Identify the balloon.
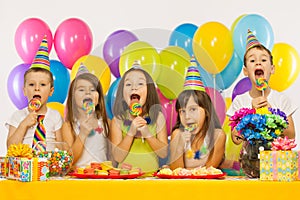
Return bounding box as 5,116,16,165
231,77,251,101
233,14,274,60
157,88,177,136
269,43,300,91
193,21,233,74
216,50,243,90
230,14,246,35
48,60,70,104
159,46,190,77
15,18,53,63
205,87,226,125
105,95,113,120
169,23,198,56
47,102,65,118
156,65,185,100
103,30,138,78
7,63,30,109
106,78,121,115
119,41,160,81
54,18,93,69
71,55,111,95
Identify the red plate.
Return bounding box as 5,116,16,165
68,172,144,179
153,172,226,179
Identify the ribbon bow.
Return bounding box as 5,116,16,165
271,136,297,151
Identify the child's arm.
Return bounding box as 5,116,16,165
110,117,136,163
205,129,226,168
283,115,295,139
169,129,185,170
7,112,38,147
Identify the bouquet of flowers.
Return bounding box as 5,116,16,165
229,107,288,144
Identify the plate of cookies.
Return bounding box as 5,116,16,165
153,166,226,179
68,161,144,179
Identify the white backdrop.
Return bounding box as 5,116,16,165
0,0,299,155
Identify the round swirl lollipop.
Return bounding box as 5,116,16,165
129,102,142,116
28,98,42,112
256,78,268,96
82,101,95,115
184,124,197,132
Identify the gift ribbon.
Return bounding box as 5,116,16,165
272,151,278,180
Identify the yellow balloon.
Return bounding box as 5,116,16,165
159,46,190,77
223,117,242,161
225,97,232,110
156,65,184,100
71,55,111,94
119,41,160,81
193,21,234,74
269,43,300,91
47,102,65,118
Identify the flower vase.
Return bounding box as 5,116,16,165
239,140,270,178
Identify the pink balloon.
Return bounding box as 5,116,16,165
14,18,53,63
54,18,93,69
205,87,226,125
157,88,177,136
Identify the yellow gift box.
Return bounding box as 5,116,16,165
0,157,7,177
260,150,297,181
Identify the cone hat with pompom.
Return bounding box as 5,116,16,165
76,63,90,77
30,35,50,71
246,29,261,51
184,56,205,92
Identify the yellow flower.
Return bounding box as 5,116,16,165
256,107,271,115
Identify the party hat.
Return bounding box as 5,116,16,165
76,63,90,77
30,35,50,71
184,56,205,92
246,29,261,51
132,60,142,69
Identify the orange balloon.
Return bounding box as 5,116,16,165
269,43,300,91
193,21,233,74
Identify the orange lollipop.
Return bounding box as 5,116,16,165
129,101,142,116
28,98,41,112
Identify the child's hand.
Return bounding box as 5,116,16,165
128,116,147,136
252,96,270,109
80,117,99,136
183,131,192,142
22,112,38,129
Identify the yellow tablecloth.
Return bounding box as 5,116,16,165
1,177,299,200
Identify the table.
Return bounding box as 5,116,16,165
1,177,299,200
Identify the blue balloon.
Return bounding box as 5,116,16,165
216,51,243,90
7,63,30,109
169,23,198,56
233,14,274,60
105,95,113,119
106,78,121,115
48,60,70,103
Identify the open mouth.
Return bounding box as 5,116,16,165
33,95,41,100
255,69,264,79
83,98,93,103
130,94,140,101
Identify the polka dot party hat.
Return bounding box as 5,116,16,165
30,35,50,71
184,56,205,92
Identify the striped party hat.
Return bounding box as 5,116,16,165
246,29,261,51
184,56,205,92
30,35,50,71
76,63,90,77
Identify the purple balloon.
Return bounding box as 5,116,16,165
7,63,30,109
103,30,138,78
232,77,251,101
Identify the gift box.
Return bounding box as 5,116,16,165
7,157,49,182
260,150,297,181
297,151,300,181
0,157,7,177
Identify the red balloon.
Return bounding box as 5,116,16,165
15,18,53,63
157,88,177,136
54,18,93,69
